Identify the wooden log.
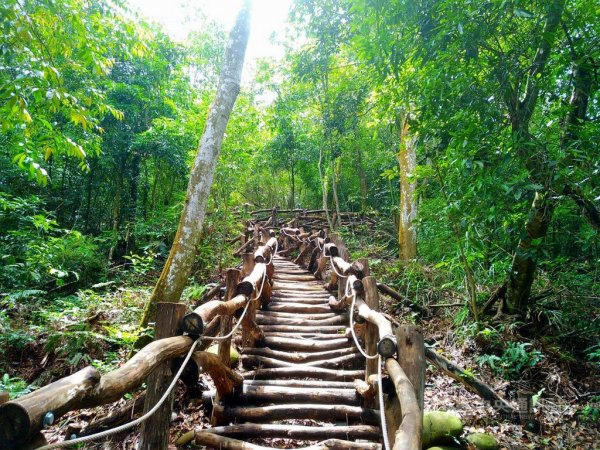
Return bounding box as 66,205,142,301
212,403,379,424
272,291,330,298
241,252,255,278
193,352,243,399
313,256,328,280
425,346,516,416
237,263,267,297
233,239,253,256
396,325,425,419
329,294,350,311
0,335,194,447
243,379,355,388
377,283,425,314
265,302,332,314
237,385,359,405
241,353,363,370
272,282,325,291
139,302,188,450
0,366,101,447
257,310,338,319
79,393,145,437
199,316,221,351
256,315,347,327
386,358,422,450
261,331,350,341
195,282,223,307
259,324,345,334
219,269,241,367
194,432,382,450
241,347,356,363
261,336,350,352
243,367,364,381
273,274,316,282
294,244,314,267
83,336,194,407
354,377,377,403
0,391,9,405
363,277,380,408
197,424,380,440
183,294,248,334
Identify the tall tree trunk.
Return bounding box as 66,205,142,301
355,147,368,212
497,0,566,316
139,1,251,326
504,191,555,315
396,114,417,261
331,158,341,229
108,169,124,263
318,147,334,231
289,161,295,209
84,160,94,233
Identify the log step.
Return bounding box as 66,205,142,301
273,291,331,299
213,403,380,425
273,283,326,292
194,433,382,450
201,423,381,440
261,336,350,351
257,310,338,320
243,367,364,381
242,347,358,364
270,297,330,304
273,275,317,282
259,325,346,334
235,385,360,405
257,316,347,327
243,379,355,389
241,352,363,370
265,302,333,313
262,332,349,340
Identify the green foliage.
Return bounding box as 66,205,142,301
579,396,600,423
477,342,545,380
0,193,106,292
0,0,147,182
0,374,34,399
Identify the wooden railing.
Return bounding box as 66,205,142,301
277,225,425,450
0,212,428,450
0,231,278,449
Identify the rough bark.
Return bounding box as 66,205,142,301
396,112,417,261
194,432,382,449
140,1,251,326
499,0,566,316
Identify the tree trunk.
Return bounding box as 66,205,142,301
498,0,565,317
139,1,252,326
504,192,555,316
331,158,342,229
355,147,368,212
396,113,417,261
318,146,334,230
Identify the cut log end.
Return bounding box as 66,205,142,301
181,313,204,336
0,403,30,448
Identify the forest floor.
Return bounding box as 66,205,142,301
3,266,598,449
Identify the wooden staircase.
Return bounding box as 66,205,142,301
195,255,383,449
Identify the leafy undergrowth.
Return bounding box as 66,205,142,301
5,229,599,449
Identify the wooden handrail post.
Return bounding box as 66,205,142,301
139,302,188,450
362,277,379,409
358,258,370,277
241,253,257,347
271,207,278,228
241,253,255,278
396,325,425,418
219,269,241,367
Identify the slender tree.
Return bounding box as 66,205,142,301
140,0,252,326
